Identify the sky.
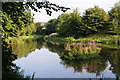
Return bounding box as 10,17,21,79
32,0,120,22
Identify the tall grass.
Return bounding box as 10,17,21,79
45,34,120,44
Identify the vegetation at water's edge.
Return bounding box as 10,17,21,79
44,34,120,59
44,34,120,45
5,35,44,44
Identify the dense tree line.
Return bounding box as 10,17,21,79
45,3,120,38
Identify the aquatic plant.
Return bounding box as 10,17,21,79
63,42,101,59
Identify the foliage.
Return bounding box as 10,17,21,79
83,6,109,34
101,36,120,45
45,19,57,35
1,2,34,38
44,35,67,44
62,42,101,60
35,22,44,35
55,8,84,37
1,12,17,38
25,0,70,16
108,3,120,34
97,43,120,49
45,34,120,46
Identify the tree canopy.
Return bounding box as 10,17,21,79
108,3,120,35
83,6,109,34
55,9,84,38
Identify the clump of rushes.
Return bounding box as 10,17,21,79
63,41,101,60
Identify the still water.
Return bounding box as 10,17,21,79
11,38,120,78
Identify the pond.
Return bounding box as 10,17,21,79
9,38,120,78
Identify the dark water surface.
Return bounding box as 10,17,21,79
10,39,120,78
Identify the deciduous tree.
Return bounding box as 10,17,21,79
83,6,109,34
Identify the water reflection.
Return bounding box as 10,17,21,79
100,49,120,77
61,59,108,76
2,41,29,79
10,38,43,58
10,38,120,78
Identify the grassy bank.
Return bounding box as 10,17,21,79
44,34,120,45
5,35,44,43
44,35,68,44
18,35,44,40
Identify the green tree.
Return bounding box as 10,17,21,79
45,19,57,35
1,2,34,38
56,9,84,38
35,22,45,35
108,3,120,35
1,12,17,38
83,6,109,34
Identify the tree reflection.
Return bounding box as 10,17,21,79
99,47,120,77
9,38,43,58
2,41,29,80
61,59,108,76
45,41,65,57
108,50,120,77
